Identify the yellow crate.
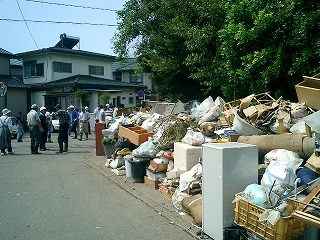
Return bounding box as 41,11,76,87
234,193,304,240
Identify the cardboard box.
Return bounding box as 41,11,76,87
148,160,168,172
118,125,153,146
146,169,166,181
144,176,160,189
295,76,320,110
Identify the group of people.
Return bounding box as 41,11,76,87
0,103,92,156
93,104,115,124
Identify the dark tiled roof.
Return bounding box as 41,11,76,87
0,47,13,56
0,75,30,88
10,59,23,66
44,74,146,90
15,47,116,60
112,59,138,72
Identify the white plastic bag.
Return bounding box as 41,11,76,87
190,96,215,119
181,129,205,146
264,149,303,172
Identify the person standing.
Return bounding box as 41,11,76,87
69,105,79,139
78,107,90,141
26,104,44,154
16,110,24,142
99,105,107,123
45,110,53,143
85,106,91,135
0,108,15,155
94,105,101,124
39,106,49,151
54,104,70,154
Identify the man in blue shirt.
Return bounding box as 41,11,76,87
69,105,79,139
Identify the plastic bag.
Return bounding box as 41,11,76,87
242,184,271,208
190,96,215,119
261,160,296,189
109,156,125,169
172,186,190,213
132,137,160,158
179,163,202,192
181,129,205,146
264,149,303,172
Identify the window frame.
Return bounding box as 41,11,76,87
53,61,72,73
24,61,44,78
89,65,104,76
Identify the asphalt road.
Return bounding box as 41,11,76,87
0,133,199,240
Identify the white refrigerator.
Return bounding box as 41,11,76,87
202,142,258,240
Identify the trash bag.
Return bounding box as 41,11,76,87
132,137,160,158
181,129,205,146
115,137,136,151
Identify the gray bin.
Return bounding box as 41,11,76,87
125,156,150,183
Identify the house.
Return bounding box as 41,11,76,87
15,34,149,112
0,47,29,116
112,59,156,101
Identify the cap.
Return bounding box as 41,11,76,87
40,106,46,111
105,104,110,108
85,106,89,110
55,104,62,109
69,105,75,109
31,104,38,109
2,108,11,115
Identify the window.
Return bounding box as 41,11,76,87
114,71,122,81
53,61,72,73
24,61,44,78
89,65,104,75
130,71,143,83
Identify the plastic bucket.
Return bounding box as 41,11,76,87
125,157,150,183
232,108,263,136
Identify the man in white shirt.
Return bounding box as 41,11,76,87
94,105,101,123
78,107,90,141
26,104,44,154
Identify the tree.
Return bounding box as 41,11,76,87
113,0,320,102
99,92,110,105
75,89,89,107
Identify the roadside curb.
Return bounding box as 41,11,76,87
83,153,201,239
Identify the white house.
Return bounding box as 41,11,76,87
16,34,149,112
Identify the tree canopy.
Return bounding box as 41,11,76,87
113,0,320,102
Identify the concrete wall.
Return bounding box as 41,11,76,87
23,53,113,85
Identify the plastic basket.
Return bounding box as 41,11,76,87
234,193,304,240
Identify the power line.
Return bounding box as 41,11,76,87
25,0,118,11
0,18,118,26
15,0,40,49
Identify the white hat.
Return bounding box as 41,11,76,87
31,104,38,109
105,104,110,107
85,106,89,110
2,108,11,115
40,106,46,111
69,105,75,109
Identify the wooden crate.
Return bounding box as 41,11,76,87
118,125,153,146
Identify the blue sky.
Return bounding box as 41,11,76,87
0,0,127,56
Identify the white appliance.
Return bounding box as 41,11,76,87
202,142,258,240
173,142,202,171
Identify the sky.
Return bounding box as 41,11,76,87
0,0,127,56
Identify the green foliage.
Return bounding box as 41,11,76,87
101,137,116,145
99,92,110,105
75,89,89,107
113,0,320,102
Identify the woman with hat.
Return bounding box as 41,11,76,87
0,108,14,155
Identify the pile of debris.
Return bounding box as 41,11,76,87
100,75,320,237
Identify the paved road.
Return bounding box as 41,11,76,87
0,133,199,240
